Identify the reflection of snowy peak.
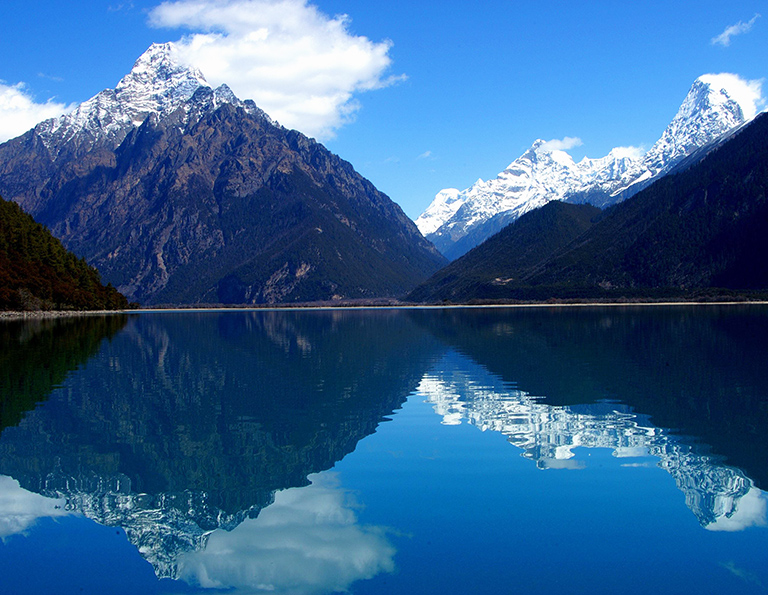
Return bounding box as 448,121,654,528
43,472,256,579
33,42,270,158
417,353,764,529
417,76,749,259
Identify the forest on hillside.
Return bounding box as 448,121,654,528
0,196,129,311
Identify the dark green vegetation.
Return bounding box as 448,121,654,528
0,196,129,310
0,97,445,306
408,202,601,302
0,314,128,431
410,113,768,303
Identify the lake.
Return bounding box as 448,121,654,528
1,305,767,594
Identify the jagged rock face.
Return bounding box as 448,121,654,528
0,44,445,305
417,76,749,260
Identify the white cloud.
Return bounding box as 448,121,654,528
0,475,72,538
417,150,432,160
539,136,583,152
705,487,768,532
0,82,73,143
176,473,396,594
149,0,403,139
608,145,646,160
699,73,765,120
711,13,761,47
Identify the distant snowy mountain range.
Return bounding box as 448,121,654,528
417,75,756,260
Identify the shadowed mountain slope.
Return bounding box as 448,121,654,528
407,201,600,303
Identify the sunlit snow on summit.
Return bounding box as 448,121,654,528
698,73,764,120
416,72,763,259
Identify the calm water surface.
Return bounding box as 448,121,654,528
0,306,767,594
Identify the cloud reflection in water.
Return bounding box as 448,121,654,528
176,473,395,594
0,475,72,538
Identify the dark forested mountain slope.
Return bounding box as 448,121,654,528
0,45,445,305
528,112,768,294
0,196,128,310
407,202,601,302
410,112,768,302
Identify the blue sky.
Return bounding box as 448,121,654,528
0,1,765,219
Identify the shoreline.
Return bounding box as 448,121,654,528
4,300,768,319
0,310,128,321
129,300,768,313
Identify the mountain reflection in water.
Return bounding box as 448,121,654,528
419,350,767,531
0,306,767,593
412,305,768,487
0,310,441,581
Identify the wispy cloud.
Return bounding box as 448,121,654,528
539,136,583,152
37,72,64,83
417,150,432,160
108,3,136,12
711,13,760,47
149,0,404,140
0,82,73,142
720,561,765,588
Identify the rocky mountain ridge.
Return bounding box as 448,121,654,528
36,43,270,158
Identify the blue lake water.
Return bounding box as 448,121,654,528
0,306,767,594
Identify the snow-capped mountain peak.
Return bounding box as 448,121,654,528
32,42,265,158
416,188,464,236
643,75,745,174
114,42,209,126
417,74,753,259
